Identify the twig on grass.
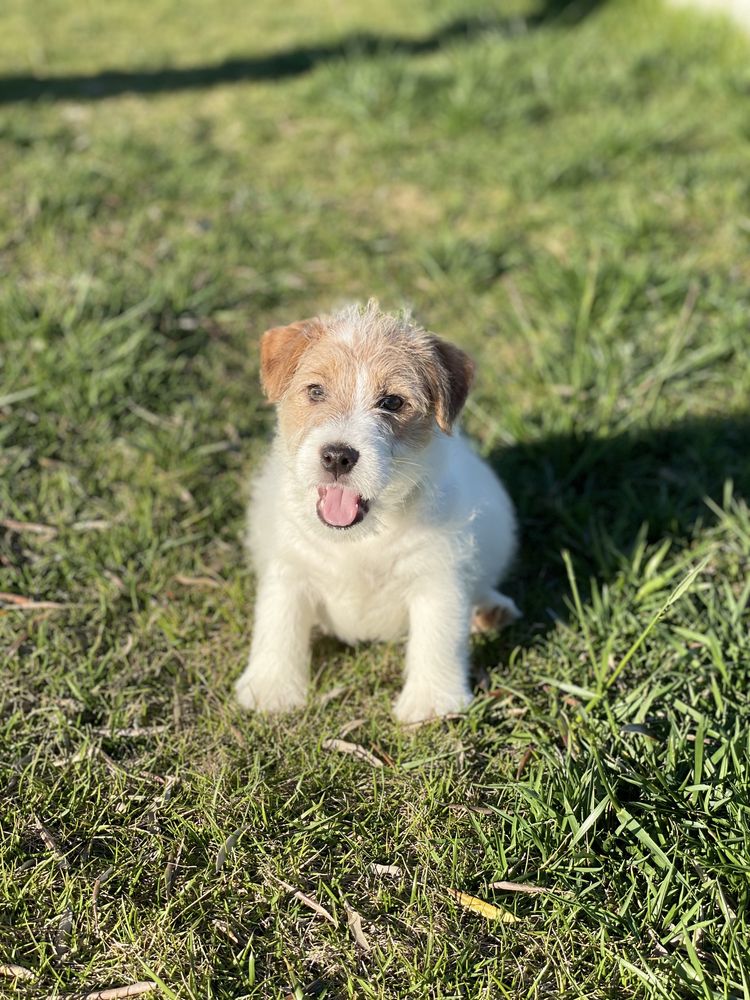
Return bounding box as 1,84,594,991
0,385,39,408
6,629,29,657
126,399,177,428
371,742,395,767
92,866,114,935
270,876,338,926
92,725,169,738
174,574,222,588
1,592,65,610
72,519,111,532
0,518,57,537
318,684,349,706
516,746,534,779
164,842,183,901
50,982,156,1000
322,738,383,768
338,717,366,738
33,815,70,873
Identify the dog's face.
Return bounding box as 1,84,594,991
259,305,474,537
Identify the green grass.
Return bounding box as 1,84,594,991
2,0,750,996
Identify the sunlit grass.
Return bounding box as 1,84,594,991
1,0,749,996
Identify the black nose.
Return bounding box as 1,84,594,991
320,443,359,478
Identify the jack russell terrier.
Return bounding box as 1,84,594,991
235,302,518,723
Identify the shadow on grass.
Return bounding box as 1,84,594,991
308,412,747,687
484,411,750,645
0,2,606,104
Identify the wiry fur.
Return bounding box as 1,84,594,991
235,302,519,723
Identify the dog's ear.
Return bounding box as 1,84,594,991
260,319,323,402
427,336,475,433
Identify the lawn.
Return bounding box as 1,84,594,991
1,0,750,996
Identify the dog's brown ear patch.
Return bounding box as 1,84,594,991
260,319,323,402
428,336,475,433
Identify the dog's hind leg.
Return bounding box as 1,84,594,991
471,589,521,634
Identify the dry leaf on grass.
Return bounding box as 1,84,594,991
6,630,29,657
488,880,547,894
55,908,73,960
447,803,493,816
322,738,383,768
213,918,241,945
447,888,519,923
215,825,249,873
0,964,35,981
371,862,402,877
344,903,371,953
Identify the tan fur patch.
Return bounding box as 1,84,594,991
471,604,517,633
260,318,324,402
427,337,475,433
263,304,474,445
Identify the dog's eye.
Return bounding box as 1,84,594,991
377,395,404,413
307,385,326,402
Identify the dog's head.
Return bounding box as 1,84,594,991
259,302,474,536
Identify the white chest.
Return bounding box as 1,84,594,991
317,574,409,645
297,538,413,644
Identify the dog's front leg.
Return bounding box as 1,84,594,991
394,578,473,724
235,568,313,713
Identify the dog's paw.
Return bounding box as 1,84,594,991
393,682,473,725
235,668,307,714
471,591,522,634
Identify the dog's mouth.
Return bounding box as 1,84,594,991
316,485,369,529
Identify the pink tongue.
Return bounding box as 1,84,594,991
318,486,361,527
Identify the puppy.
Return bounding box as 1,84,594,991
235,302,519,723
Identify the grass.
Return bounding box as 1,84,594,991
1,0,750,996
